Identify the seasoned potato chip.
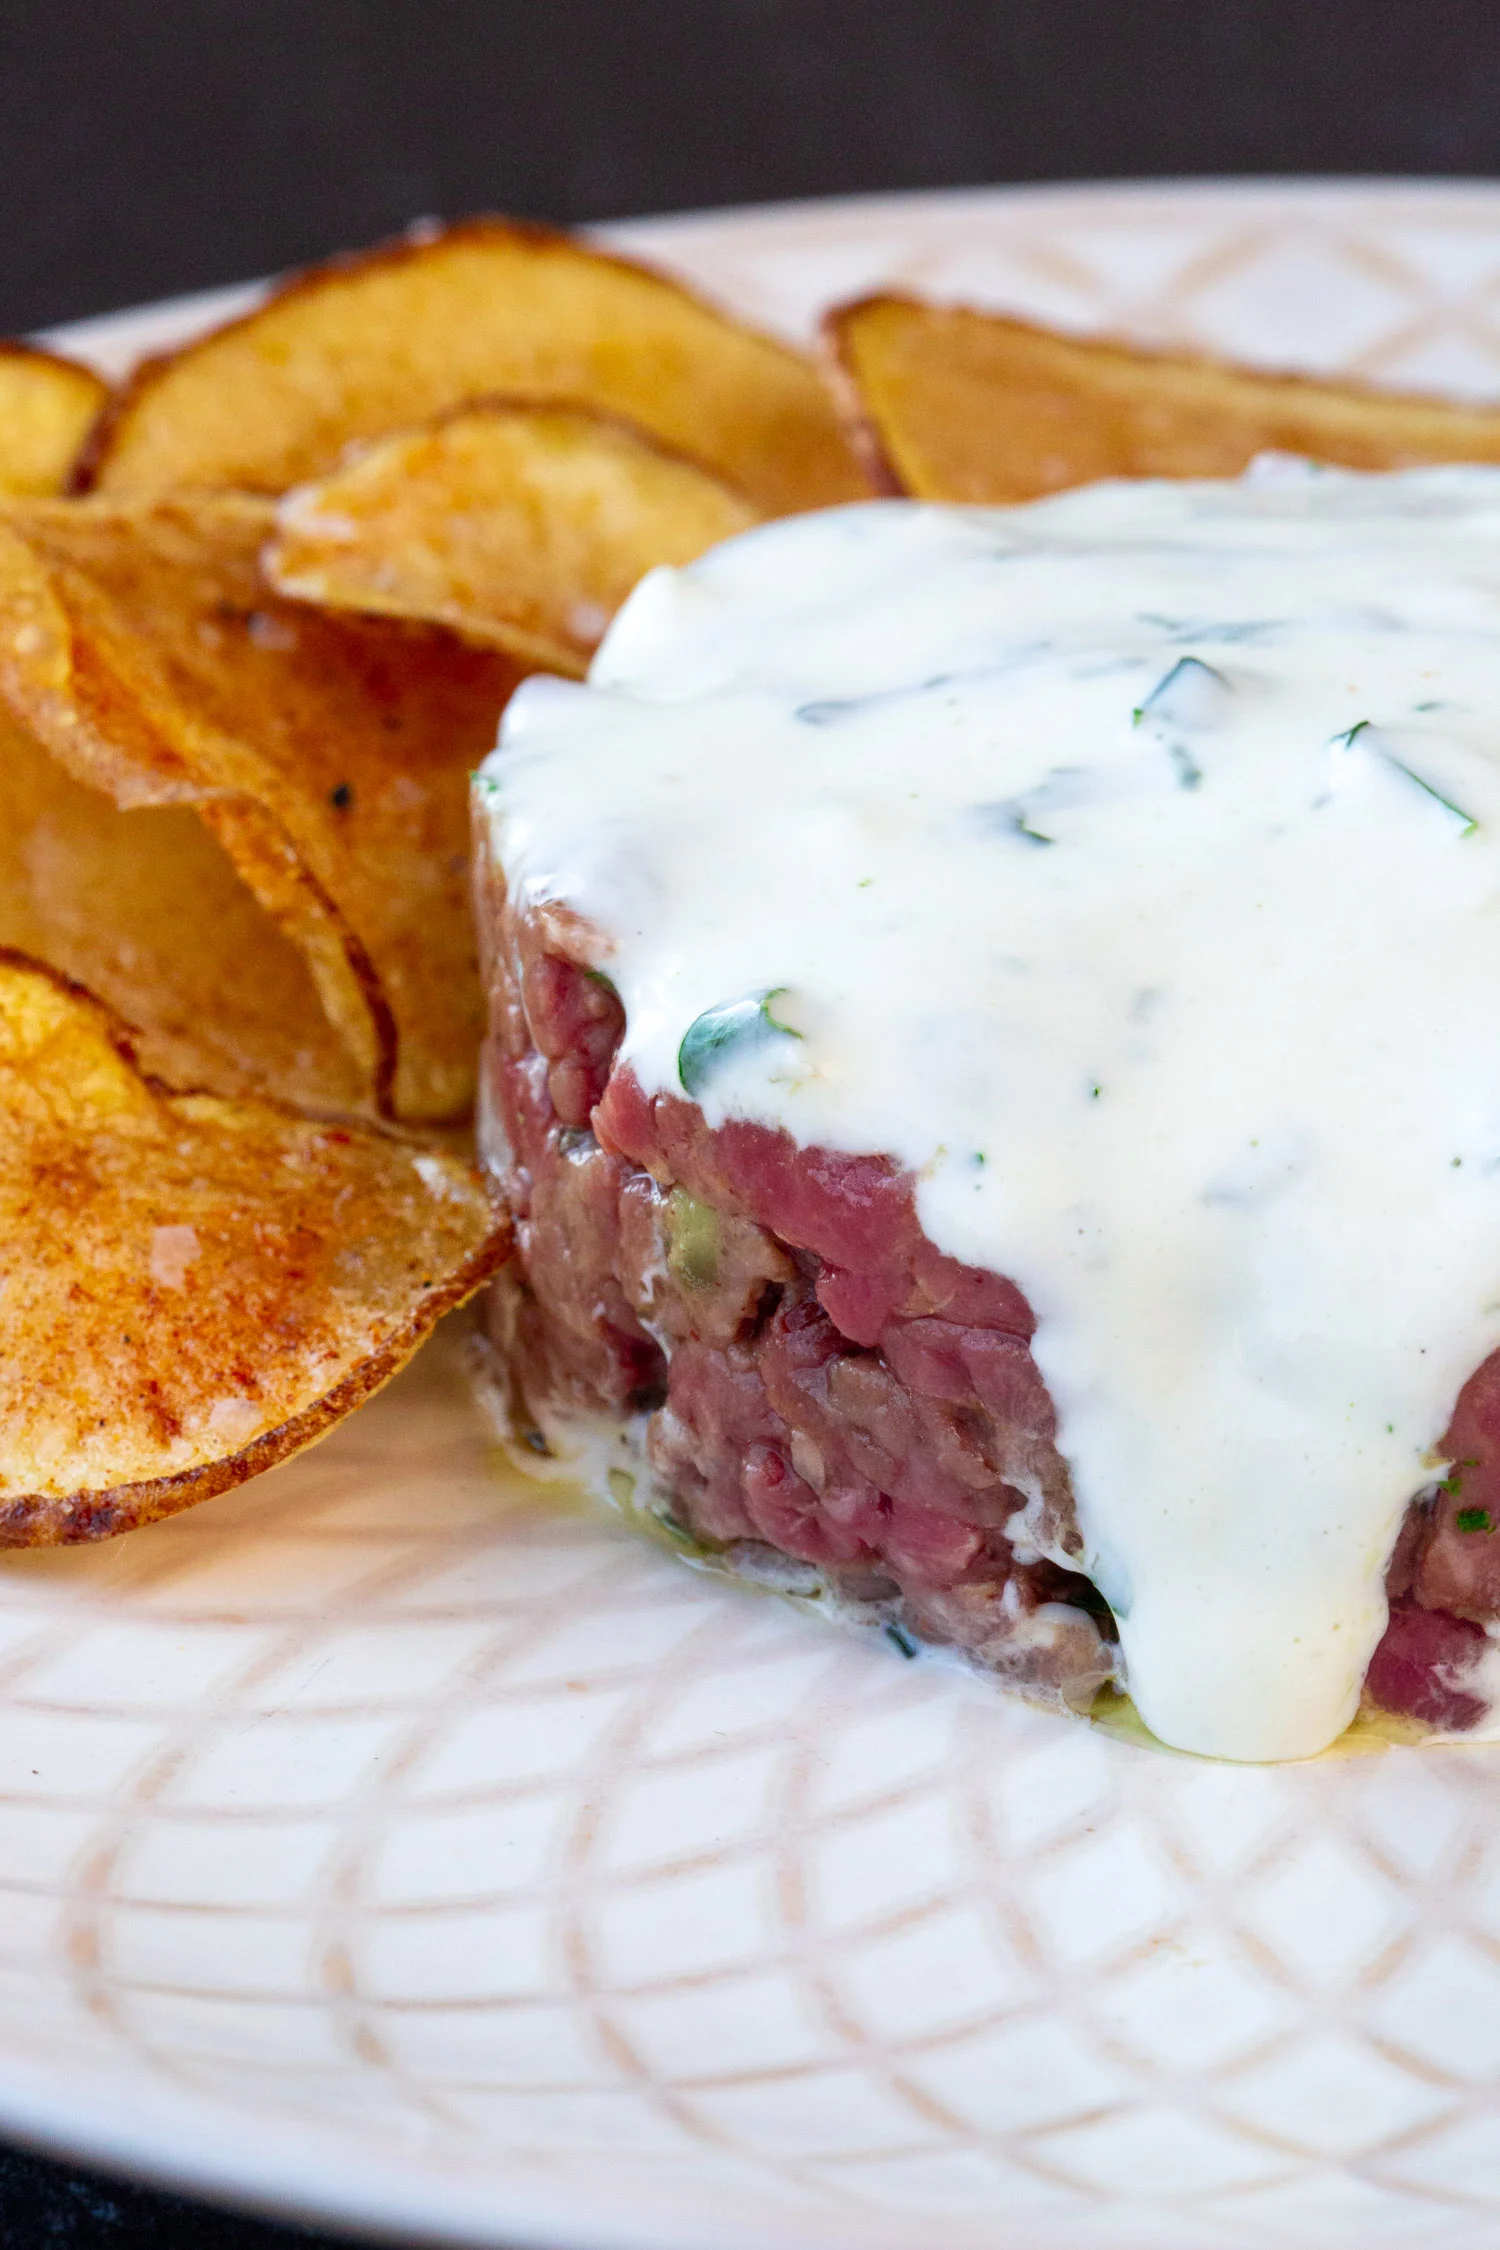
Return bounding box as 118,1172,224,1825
0,495,520,1121
80,220,867,515
827,295,1500,501
266,401,761,674
0,704,367,1110
0,950,505,1542
0,343,108,497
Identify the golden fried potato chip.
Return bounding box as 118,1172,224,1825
0,950,506,1543
0,495,520,1121
266,401,761,675
827,295,1500,501
0,704,367,1110
80,220,867,515
0,343,108,497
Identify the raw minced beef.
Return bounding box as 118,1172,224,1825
474,842,1500,1736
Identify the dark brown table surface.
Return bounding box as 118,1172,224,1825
3,0,1500,2240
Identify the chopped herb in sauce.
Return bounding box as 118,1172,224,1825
1457,1507,1493,1534
678,988,802,1096
973,771,1101,848
1191,620,1282,644
1133,655,1230,729
1012,812,1055,847
1391,760,1479,836
1138,615,1281,645
1333,721,1479,836
886,1622,920,1658
972,797,1056,847
795,673,953,726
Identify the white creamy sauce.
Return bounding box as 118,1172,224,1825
480,465,1500,1762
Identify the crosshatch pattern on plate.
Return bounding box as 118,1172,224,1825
23,184,1500,2250
606,181,1500,397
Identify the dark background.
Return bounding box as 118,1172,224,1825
7,0,1500,333
2,0,1498,2240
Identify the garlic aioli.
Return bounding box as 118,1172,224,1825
479,466,1500,1762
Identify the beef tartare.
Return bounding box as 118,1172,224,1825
472,472,1500,1761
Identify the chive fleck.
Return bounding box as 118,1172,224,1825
1457,1507,1492,1534
1390,758,1479,837
1134,655,1229,730
678,988,802,1097
1168,742,1203,790
665,1189,720,1289
658,1510,701,1546
1332,721,1479,836
886,1623,920,1659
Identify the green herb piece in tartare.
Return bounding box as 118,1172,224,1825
665,1189,720,1289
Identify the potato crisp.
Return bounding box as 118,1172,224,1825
0,344,108,498
0,495,519,1121
828,295,1500,500
0,951,506,1543
81,221,867,516
267,401,760,674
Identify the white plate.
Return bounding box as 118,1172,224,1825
21,180,1500,2250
